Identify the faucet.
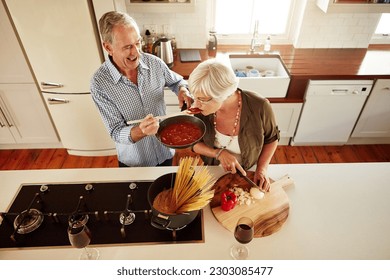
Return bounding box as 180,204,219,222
249,20,261,53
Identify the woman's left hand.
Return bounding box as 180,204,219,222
254,168,271,192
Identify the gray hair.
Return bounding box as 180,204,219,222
188,59,239,102
98,11,140,44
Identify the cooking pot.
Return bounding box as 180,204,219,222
152,37,174,68
155,115,206,149
148,173,199,230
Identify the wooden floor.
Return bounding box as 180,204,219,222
0,144,389,170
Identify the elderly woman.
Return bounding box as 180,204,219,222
189,59,279,191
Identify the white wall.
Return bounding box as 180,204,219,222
125,0,382,49
126,0,209,49
293,0,381,48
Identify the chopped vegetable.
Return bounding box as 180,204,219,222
250,187,265,200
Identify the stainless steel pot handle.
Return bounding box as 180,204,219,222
150,215,171,230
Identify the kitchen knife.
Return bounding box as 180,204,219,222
236,169,265,193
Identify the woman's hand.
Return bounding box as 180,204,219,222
254,167,271,192
217,149,246,175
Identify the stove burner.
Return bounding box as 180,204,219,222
119,212,135,225
13,208,44,234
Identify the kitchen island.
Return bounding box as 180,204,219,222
0,163,389,260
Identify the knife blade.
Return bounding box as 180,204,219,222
236,169,265,193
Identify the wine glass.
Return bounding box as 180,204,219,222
68,214,99,260
230,217,254,260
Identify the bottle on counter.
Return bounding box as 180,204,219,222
144,29,155,54
171,35,177,58
208,30,217,57
264,35,271,52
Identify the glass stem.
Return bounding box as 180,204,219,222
84,247,92,259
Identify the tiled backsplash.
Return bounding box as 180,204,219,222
125,0,382,49
293,0,381,48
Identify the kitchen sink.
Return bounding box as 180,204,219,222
229,54,290,98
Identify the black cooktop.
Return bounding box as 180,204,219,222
0,181,204,249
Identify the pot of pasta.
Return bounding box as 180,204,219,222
147,157,215,230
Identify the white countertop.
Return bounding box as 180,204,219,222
0,163,389,260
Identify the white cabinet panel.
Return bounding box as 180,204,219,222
43,92,115,155
352,79,390,138
0,1,33,83
5,0,103,94
271,103,302,139
0,84,58,144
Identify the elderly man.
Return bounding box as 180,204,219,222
91,11,191,167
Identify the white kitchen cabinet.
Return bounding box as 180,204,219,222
5,0,116,155
0,1,58,148
0,2,34,84
43,92,115,156
4,0,104,94
317,0,390,13
352,79,390,138
271,103,303,145
0,84,58,145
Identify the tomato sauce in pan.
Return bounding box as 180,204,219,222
160,121,202,146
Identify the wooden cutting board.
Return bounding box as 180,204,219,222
210,172,294,238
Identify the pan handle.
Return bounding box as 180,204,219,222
150,215,171,230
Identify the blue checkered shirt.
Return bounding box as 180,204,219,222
90,53,186,166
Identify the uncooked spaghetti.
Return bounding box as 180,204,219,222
153,157,215,214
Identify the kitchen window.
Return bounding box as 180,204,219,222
371,13,390,44
212,0,295,45
375,13,389,35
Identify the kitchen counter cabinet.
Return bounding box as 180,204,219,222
352,79,390,138
0,84,59,145
0,2,59,148
1,163,389,260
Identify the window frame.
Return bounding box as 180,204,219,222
211,0,297,45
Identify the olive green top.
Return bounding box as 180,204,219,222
196,89,280,169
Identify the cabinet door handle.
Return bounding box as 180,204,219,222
48,97,69,104
0,97,14,127
0,107,6,127
41,82,64,88
382,87,390,91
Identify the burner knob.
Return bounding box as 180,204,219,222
85,184,94,192
129,183,137,190
40,185,49,193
